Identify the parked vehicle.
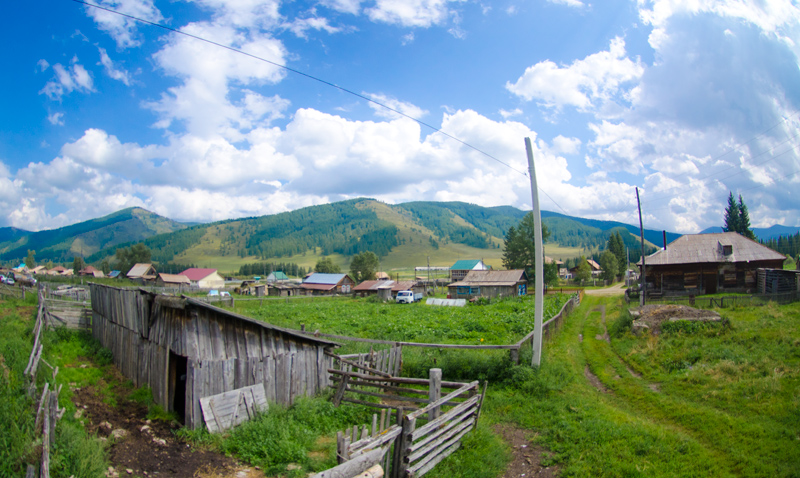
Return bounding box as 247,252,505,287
396,290,420,304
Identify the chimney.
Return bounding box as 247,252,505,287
663,231,667,250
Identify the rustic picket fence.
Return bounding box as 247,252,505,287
22,292,65,478
0,282,32,300
322,359,486,478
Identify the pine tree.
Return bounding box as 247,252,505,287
737,194,756,240
723,191,740,233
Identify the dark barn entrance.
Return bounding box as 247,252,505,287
169,352,188,423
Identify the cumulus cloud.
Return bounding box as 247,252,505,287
98,48,132,85
47,112,65,126
366,0,454,27
284,16,343,38
39,59,95,100
366,93,428,120
506,37,644,111
85,0,163,48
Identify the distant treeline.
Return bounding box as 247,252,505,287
237,262,308,278
761,233,800,259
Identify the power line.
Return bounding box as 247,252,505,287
72,0,529,177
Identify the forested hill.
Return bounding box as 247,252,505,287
0,208,187,263
4,198,679,266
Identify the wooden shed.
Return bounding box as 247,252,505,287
90,284,338,429
448,270,528,300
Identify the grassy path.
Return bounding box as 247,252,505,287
484,294,800,477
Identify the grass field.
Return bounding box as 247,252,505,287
484,295,800,477
5,289,798,477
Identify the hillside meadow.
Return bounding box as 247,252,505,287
4,289,799,477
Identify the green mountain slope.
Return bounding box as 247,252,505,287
0,207,188,263
7,198,674,271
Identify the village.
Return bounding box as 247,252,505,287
2,224,800,478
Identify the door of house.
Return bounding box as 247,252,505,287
704,272,717,295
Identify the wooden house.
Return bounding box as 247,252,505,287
266,271,289,283
449,260,490,282
180,268,225,289
301,273,356,295
127,263,157,282
156,273,191,289
640,232,786,295
79,265,105,278
448,270,528,300
90,284,338,429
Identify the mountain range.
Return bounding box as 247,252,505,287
1,198,791,271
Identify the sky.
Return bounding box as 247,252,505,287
1,0,799,235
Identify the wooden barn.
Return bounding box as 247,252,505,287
448,270,528,300
641,232,786,295
90,284,338,429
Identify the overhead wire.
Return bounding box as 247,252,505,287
72,0,530,175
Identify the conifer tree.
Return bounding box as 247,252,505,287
737,194,756,240
723,192,740,234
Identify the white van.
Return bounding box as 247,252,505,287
396,290,415,304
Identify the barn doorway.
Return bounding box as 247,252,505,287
704,273,717,295
169,352,188,423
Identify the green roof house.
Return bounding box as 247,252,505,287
450,259,490,282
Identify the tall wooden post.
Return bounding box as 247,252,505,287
428,368,442,421
525,138,544,367
636,187,646,306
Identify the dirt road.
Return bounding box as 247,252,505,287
583,283,627,297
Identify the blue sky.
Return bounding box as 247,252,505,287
1,0,799,234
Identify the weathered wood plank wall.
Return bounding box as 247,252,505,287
90,284,336,429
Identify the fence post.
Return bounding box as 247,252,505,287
390,407,405,478
510,347,519,365
428,369,441,422
394,413,416,478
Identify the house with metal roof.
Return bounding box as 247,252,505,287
180,268,225,289
79,265,105,278
448,269,528,300
266,271,289,282
450,259,490,282
353,279,422,301
640,232,786,295
301,272,356,295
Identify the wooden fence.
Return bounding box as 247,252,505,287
22,291,65,478
334,344,403,378
0,282,33,300
633,291,800,309
299,293,582,367
320,367,485,478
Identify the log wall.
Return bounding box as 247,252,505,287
90,284,336,429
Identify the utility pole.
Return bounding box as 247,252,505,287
525,138,544,367
636,187,646,306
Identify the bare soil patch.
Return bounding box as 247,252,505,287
71,373,252,478
493,424,560,478
630,304,721,334
584,366,609,394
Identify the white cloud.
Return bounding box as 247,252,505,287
37,59,49,72
47,112,65,126
506,37,644,111
320,0,363,15
193,0,282,29
85,0,163,48
98,48,132,85
548,0,584,7
402,32,415,44
366,0,453,27
499,108,522,119
39,61,95,100
550,135,581,155
284,16,343,38
366,93,428,120
147,22,288,137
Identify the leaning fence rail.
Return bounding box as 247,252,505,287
323,367,486,478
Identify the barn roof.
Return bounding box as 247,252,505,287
304,273,350,285
642,232,785,266
128,263,156,278
158,273,191,285
353,280,393,291
182,297,339,347
449,269,528,287
180,268,218,281
450,260,486,270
